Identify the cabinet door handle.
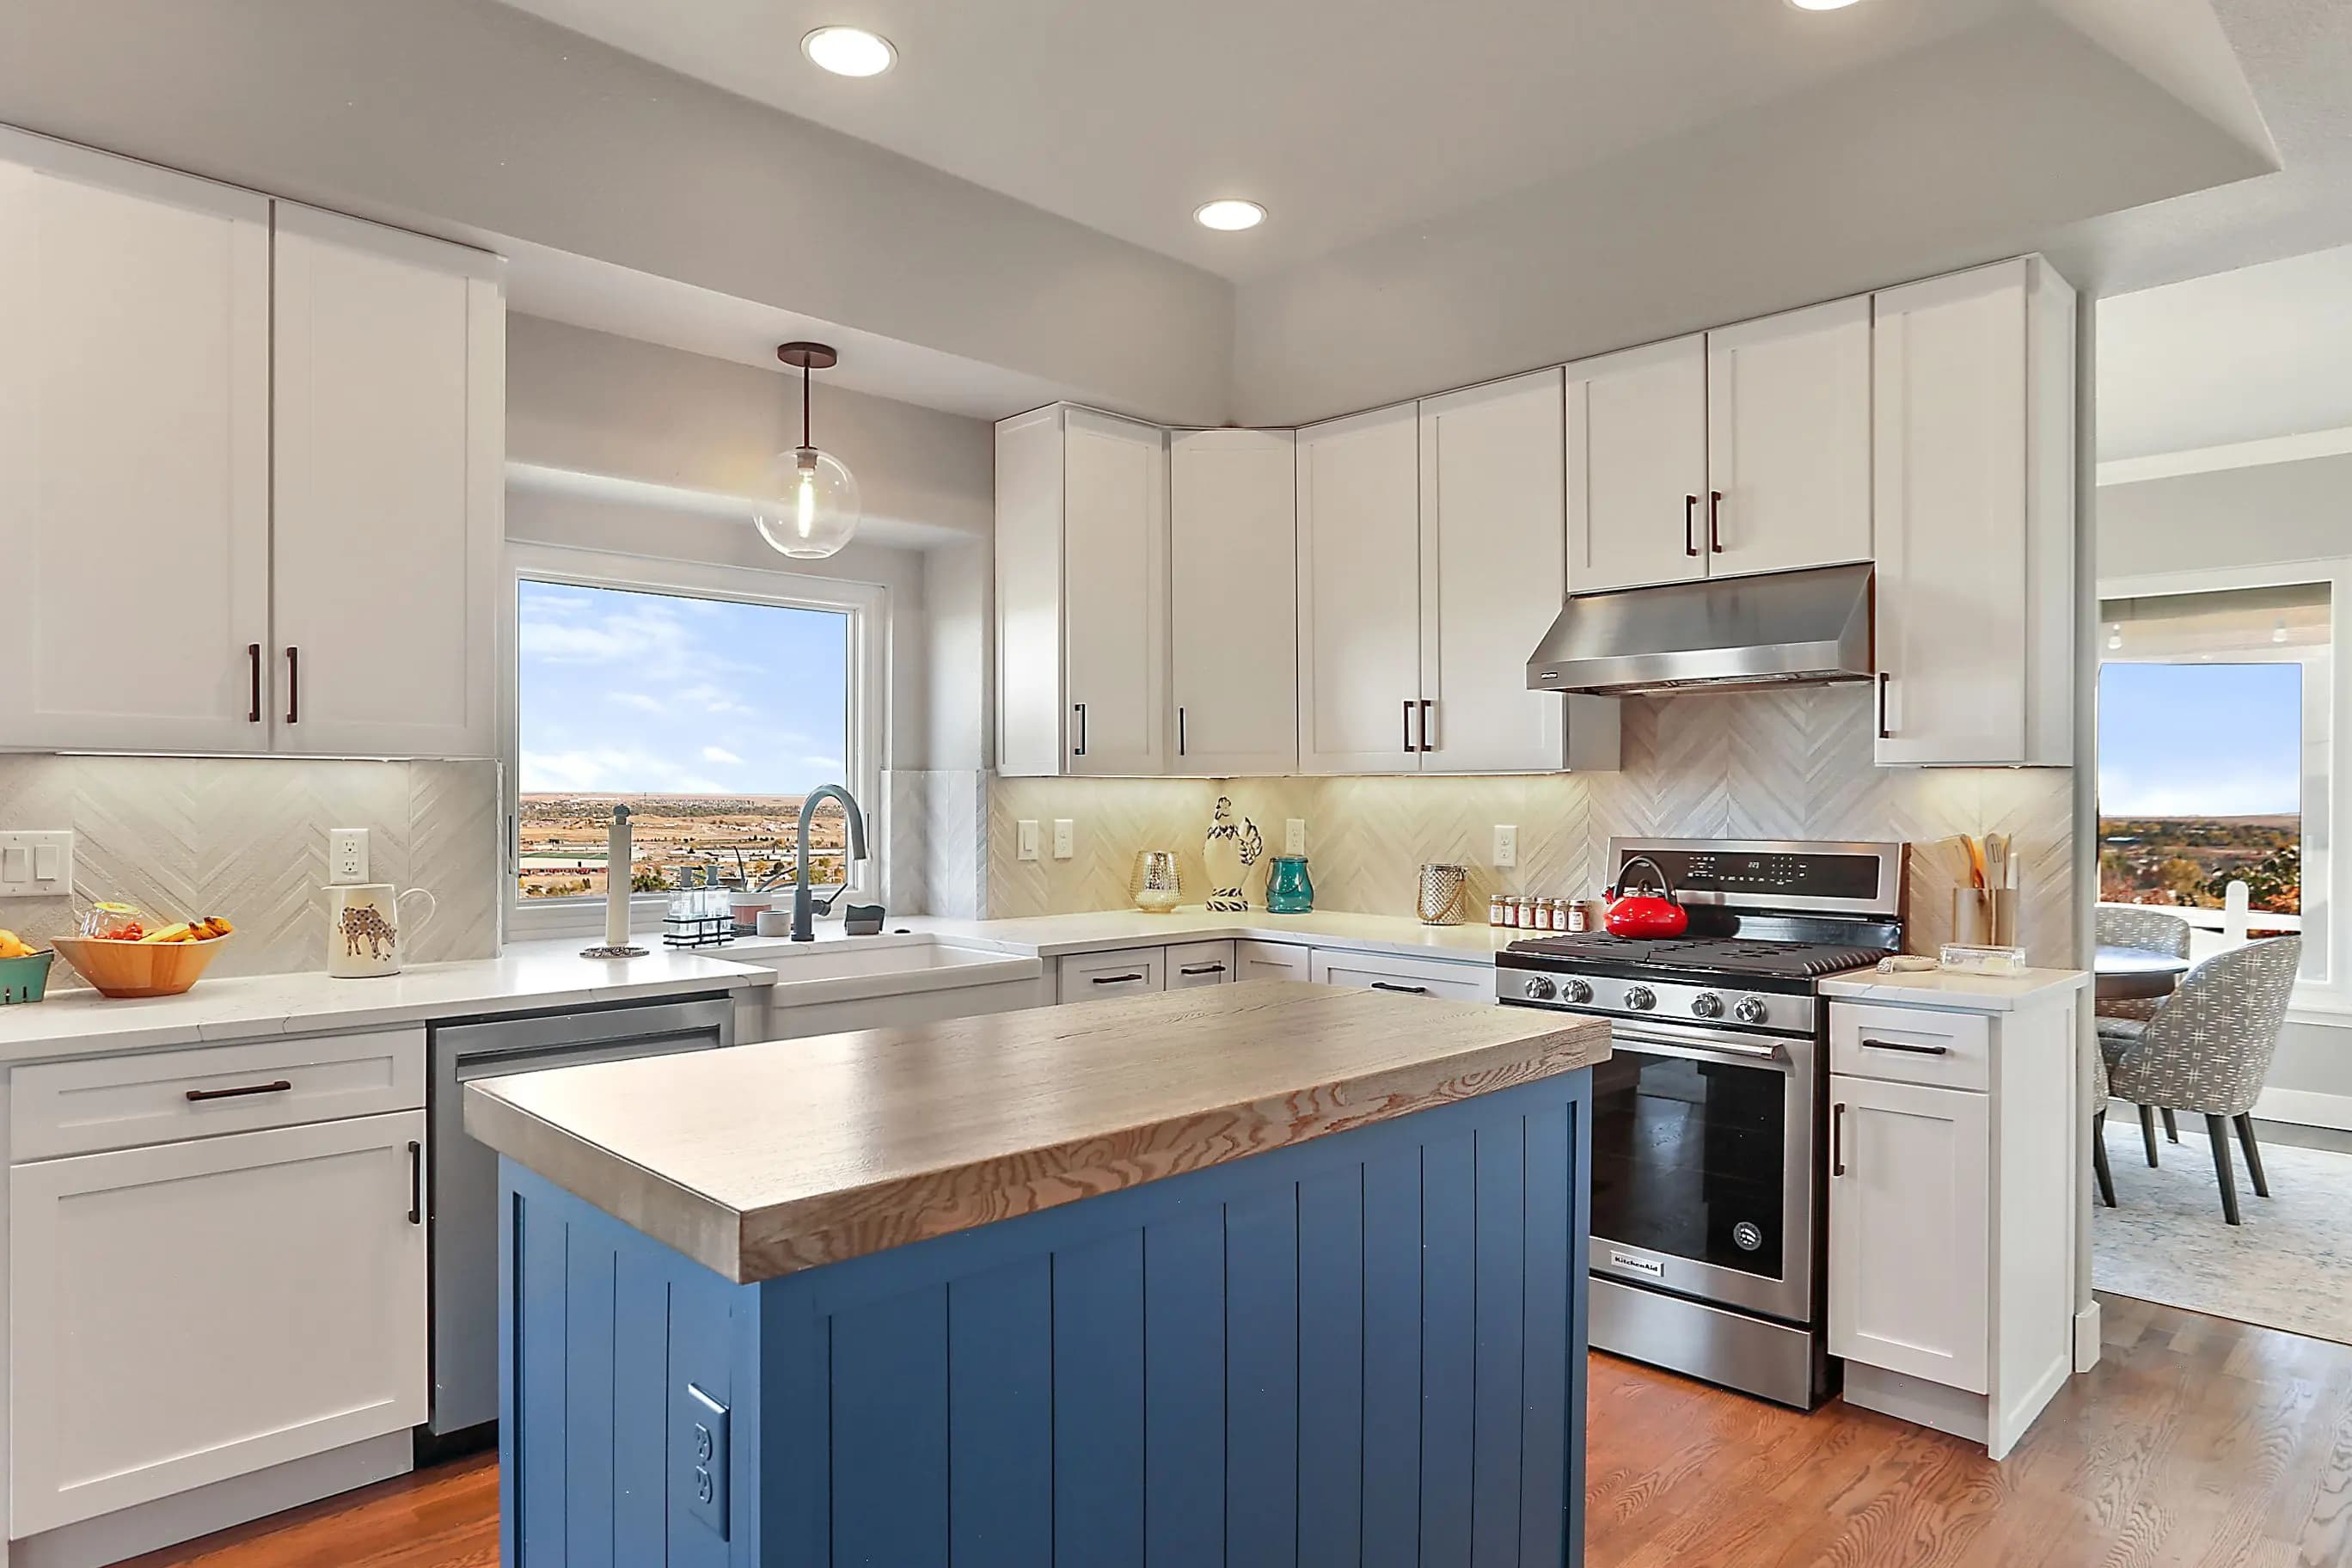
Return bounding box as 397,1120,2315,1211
285,646,300,725
1072,702,1086,756
407,1139,424,1225
184,1079,292,1103
1179,963,1227,976
1876,671,1891,741
1371,982,1431,995
1860,1038,1951,1057
1178,706,1186,757
1709,491,1724,554
1092,972,1145,985
1404,698,1416,754
1418,699,1433,753
247,643,262,723
1832,1102,1847,1177
1685,494,1700,557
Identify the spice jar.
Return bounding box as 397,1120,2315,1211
1488,893,1509,928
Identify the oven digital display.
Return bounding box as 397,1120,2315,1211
1620,848,1883,903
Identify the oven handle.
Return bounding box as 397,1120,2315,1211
1608,1020,1793,1067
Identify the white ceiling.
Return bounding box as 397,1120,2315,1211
488,0,2021,281
2099,240,2352,462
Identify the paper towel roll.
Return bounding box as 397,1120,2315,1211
604,805,633,947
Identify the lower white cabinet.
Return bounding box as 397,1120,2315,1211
9,1109,429,1534
1828,1075,1989,1392
1308,947,1491,1003
1057,947,1168,1002
1167,940,1238,989
1235,940,1312,983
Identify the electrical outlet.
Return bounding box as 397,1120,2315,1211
1017,820,1040,862
677,1382,730,1540
1493,824,1518,868
0,830,72,899
1052,819,1075,860
328,829,371,885
1284,818,1307,856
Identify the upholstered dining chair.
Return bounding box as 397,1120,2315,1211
2096,905,2197,1149
2098,935,2301,1224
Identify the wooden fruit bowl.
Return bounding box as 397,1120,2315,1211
52,934,232,999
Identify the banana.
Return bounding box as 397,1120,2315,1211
140,922,194,945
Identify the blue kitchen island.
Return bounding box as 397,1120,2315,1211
466,979,1609,1567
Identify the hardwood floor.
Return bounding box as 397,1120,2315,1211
129,1295,2352,1567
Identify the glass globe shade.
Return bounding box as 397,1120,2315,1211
754,446,861,559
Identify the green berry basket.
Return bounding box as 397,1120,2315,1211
0,950,55,1005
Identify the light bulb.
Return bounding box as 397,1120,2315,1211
2106,626,2122,651
756,445,861,559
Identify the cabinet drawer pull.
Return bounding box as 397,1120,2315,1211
184,1079,293,1103
285,646,300,725
1371,982,1431,995
1092,972,1145,985
1685,494,1700,558
1860,1038,1951,1057
1179,964,1226,977
247,643,262,723
1876,671,1891,741
407,1139,424,1225
1709,490,1724,553
1072,702,1087,756
1832,1102,1847,1177
1418,699,1433,753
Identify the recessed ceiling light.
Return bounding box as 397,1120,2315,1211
802,26,896,77
1787,0,1863,9
1194,199,1266,232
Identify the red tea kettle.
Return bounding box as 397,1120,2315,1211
1603,854,1688,939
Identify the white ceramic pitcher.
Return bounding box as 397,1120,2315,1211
325,883,437,978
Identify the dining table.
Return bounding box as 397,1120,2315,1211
2094,945,2191,1003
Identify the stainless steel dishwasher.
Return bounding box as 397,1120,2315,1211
424,994,734,1449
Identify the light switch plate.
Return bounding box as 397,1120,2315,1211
677,1382,730,1540
1052,819,1075,860
0,831,73,899
1492,825,1518,868
1017,820,1040,862
328,828,370,885
1284,818,1307,856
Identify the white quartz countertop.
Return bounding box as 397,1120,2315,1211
906,906,1522,962
1819,965,2090,1011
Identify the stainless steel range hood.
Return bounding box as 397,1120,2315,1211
1527,562,1874,697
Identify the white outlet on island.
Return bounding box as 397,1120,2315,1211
1493,825,1518,868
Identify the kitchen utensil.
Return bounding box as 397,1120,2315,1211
326,883,438,977
1265,854,1314,914
1130,851,1183,914
52,933,230,998
0,949,55,1004
1417,863,1470,926
1603,854,1690,938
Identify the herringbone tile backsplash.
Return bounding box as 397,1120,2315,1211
0,755,501,985
986,687,2078,966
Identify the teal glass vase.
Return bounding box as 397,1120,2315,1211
1265,855,1314,913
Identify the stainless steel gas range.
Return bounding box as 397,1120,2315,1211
1496,836,1905,1409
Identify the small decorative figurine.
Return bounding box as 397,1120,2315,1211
1202,796,1265,912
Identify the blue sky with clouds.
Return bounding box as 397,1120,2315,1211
2098,661,2302,817
518,579,848,796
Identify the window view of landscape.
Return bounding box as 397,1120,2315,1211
2098,660,2302,914
515,580,852,899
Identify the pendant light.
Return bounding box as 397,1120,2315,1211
755,341,861,560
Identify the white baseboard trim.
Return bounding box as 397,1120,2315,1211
2074,1302,2103,1373
2252,1086,2352,1132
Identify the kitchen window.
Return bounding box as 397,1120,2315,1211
502,547,883,940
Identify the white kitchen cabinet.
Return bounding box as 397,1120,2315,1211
1235,940,1312,983
1167,940,1239,988
1295,403,1424,774
1871,258,2075,766
0,130,272,753
1308,947,1492,1004
1565,335,1708,594
9,1110,429,1534
1705,297,1872,579
271,205,503,757
996,406,1169,776
1170,429,1297,775
1419,371,1618,775
1057,946,1168,1001
1828,1074,1989,1393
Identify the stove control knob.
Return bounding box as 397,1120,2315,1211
1522,975,1558,1001
1623,984,1657,1012
1561,977,1595,1005
1733,996,1768,1026
1690,992,1724,1020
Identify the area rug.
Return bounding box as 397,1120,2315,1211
2094,1116,2352,1344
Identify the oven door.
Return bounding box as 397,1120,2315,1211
1587,1016,1817,1324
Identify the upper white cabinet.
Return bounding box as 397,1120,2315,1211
1706,297,1873,579
1566,301,1871,594
272,206,503,758
0,131,504,759
996,406,1169,776
1871,258,2074,766
0,132,273,752
1170,428,1297,774
1295,403,1425,774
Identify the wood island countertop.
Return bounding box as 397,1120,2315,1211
463,980,1610,1284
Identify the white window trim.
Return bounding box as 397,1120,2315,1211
2098,554,2349,1021
500,542,888,945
